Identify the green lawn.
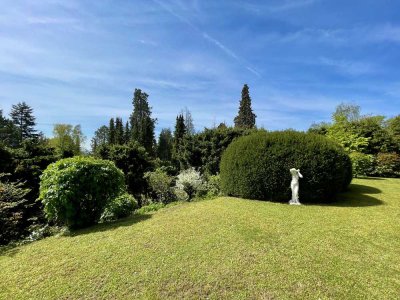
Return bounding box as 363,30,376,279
1,178,399,299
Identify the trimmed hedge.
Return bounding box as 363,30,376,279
39,157,125,229
220,131,352,203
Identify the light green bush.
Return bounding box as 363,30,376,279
39,157,125,229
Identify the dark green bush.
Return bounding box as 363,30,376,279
373,152,400,177
97,142,153,204
220,131,352,203
100,193,138,222
39,157,125,229
0,174,31,245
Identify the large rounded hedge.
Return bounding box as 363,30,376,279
39,157,125,229
220,131,352,203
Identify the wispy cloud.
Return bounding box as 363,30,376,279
152,0,260,77
319,57,375,76
269,0,318,12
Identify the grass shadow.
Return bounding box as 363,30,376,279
326,183,384,207
68,213,152,237
0,213,152,257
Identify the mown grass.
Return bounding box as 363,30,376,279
1,178,399,299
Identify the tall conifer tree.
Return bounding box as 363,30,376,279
124,121,130,144
130,88,156,154
109,118,116,145
234,84,256,129
9,101,37,142
115,117,124,145
157,128,173,161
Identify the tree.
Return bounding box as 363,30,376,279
157,128,173,161
109,118,116,145
91,125,109,153
181,107,195,135
49,124,85,157
115,117,124,145
130,88,156,154
9,102,37,142
173,114,186,163
234,84,256,129
332,103,361,123
124,121,130,144
0,109,19,147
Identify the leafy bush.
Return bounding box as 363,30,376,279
100,193,138,222
220,131,352,203
39,157,125,229
206,174,221,197
175,168,203,200
349,152,375,177
173,188,189,201
0,174,31,245
145,169,175,203
373,153,400,178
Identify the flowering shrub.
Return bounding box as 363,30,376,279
175,168,203,200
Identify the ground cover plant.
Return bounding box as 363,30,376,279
1,178,399,299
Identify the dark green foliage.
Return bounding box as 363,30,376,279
109,118,116,145
0,110,20,147
157,128,173,161
124,121,130,144
130,89,156,155
234,84,256,129
220,131,352,203
39,157,125,229
173,114,186,164
9,102,37,143
175,127,251,175
373,153,400,178
97,142,153,204
100,193,138,222
0,174,31,245
115,117,124,145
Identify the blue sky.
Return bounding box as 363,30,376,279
1,0,400,146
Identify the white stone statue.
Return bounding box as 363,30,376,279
289,168,303,205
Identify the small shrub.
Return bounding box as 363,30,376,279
39,157,125,229
204,174,221,197
374,153,400,178
220,131,352,203
0,174,31,245
175,168,203,200
145,169,175,203
136,202,165,214
100,193,138,222
173,188,189,201
350,152,375,177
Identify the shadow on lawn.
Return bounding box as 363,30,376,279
68,213,152,237
0,213,152,257
326,183,384,207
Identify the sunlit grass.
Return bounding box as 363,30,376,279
1,178,399,299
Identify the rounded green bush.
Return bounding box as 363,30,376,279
39,157,125,229
220,131,352,203
100,193,138,222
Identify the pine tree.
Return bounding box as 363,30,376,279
234,84,256,129
157,128,173,161
181,107,195,135
9,102,37,142
124,121,130,144
173,114,186,162
115,117,124,145
130,88,156,154
109,118,116,145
